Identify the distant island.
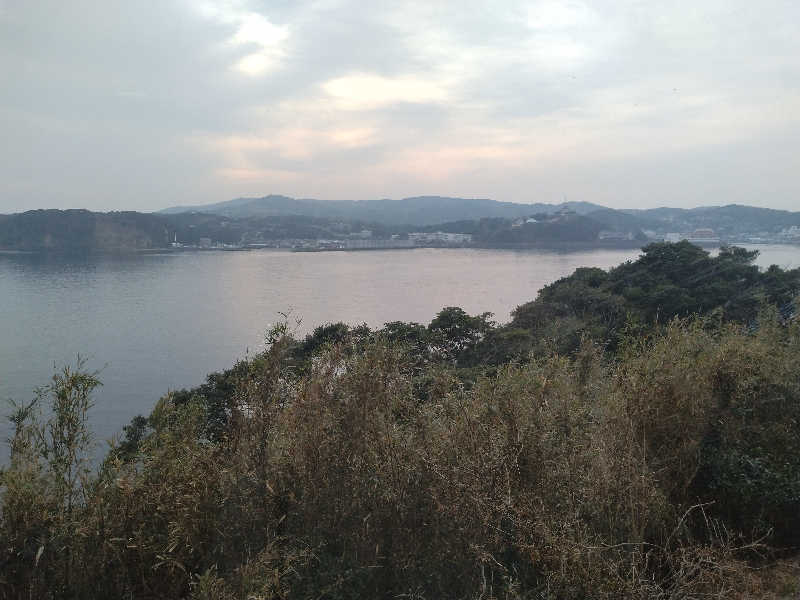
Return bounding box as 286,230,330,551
2,196,800,252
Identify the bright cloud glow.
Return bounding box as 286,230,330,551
322,74,449,109
230,12,289,75
194,3,289,75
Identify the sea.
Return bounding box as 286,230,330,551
1,245,798,462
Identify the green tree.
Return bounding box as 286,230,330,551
427,306,495,363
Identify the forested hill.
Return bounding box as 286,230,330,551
161,195,800,235
0,208,641,251
160,194,604,225
0,210,169,251
4,202,800,251
625,204,800,234
0,210,394,252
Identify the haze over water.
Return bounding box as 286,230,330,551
1,245,798,459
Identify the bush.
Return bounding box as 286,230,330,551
2,315,798,598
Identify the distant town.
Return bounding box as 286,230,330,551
166,208,800,252
2,197,800,253
170,229,474,252
168,225,800,253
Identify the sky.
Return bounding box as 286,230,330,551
1,0,799,213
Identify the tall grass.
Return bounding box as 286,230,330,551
2,316,798,599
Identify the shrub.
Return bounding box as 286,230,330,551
2,317,798,598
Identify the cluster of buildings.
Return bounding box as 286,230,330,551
406,232,473,245
313,238,414,250
661,226,800,246
598,230,636,241
169,234,243,250
511,217,540,227
778,226,800,242
664,229,721,245
303,231,473,251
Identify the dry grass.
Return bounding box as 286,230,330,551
2,317,799,599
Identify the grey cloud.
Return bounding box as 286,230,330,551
1,0,799,212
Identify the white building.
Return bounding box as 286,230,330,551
598,230,634,241
343,239,414,249
408,232,473,245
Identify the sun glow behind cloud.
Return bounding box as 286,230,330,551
195,2,289,75
322,74,449,109
230,13,288,75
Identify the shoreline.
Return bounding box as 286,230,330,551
1,240,799,256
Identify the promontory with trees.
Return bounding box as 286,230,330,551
2,241,800,598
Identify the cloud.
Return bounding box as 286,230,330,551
1,0,799,212
322,74,449,109
198,5,290,75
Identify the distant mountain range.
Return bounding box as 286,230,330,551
160,194,800,235
2,196,799,252
160,195,604,226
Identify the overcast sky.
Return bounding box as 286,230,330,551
1,0,798,213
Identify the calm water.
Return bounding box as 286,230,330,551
1,245,798,459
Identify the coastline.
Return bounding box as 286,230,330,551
2,240,799,256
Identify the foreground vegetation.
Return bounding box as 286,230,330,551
2,243,799,599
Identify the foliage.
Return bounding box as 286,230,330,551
485,214,605,244
1,361,101,598
2,245,799,599
511,241,800,355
